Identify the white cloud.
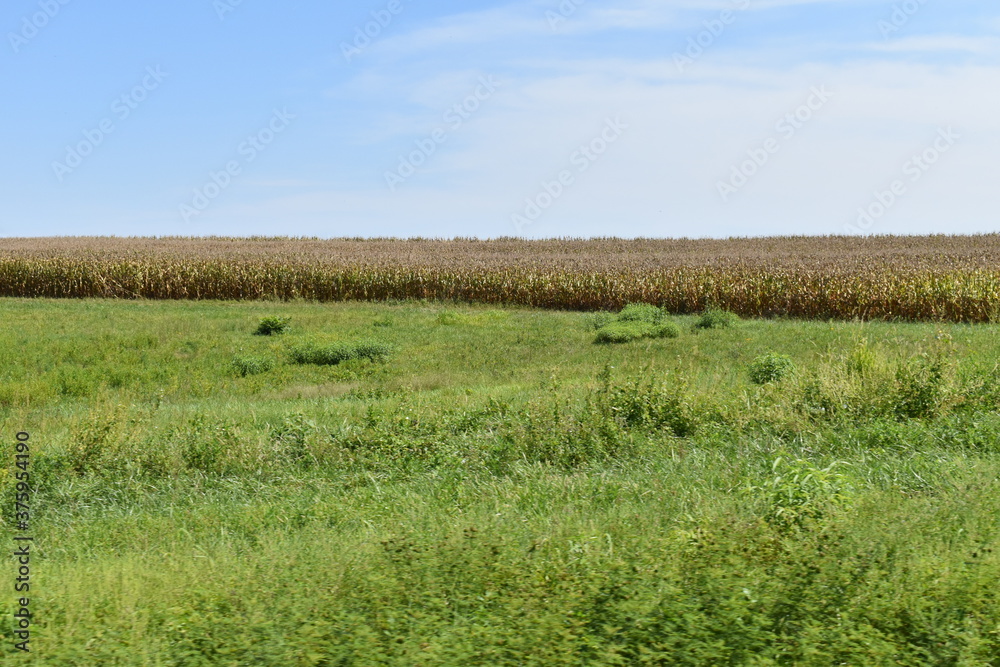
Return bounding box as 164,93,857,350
74,1,1000,238
863,35,1000,55
192,50,1000,239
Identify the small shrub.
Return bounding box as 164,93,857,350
617,303,665,324
291,339,393,366
749,353,795,385
231,354,274,377
600,374,699,437
351,340,394,363
180,416,236,475
695,308,740,330
894,354,947,419
651,322,681,339
586,312,616,331
594,313,682,344
254,316,291,336
66,408,122,475
594,321,653,344
595,318,682,344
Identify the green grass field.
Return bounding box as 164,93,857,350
3,298,1000,665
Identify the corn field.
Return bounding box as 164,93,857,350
2,235,1000,322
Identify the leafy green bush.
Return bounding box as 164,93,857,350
651,322,681,339
179,415,237,475
351,340,395,363
894,354,947,419
254,316,291,336
594,321,653,344
617,303,665,324
599,373,699,437
749,352,796,385
593,305,681,344
695,308,740,329
290,339,393,366
231,354,274,377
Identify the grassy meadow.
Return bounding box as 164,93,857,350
3,297,1000,664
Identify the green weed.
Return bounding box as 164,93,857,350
749,352,795,385
254,316,291,336
695,308,740,329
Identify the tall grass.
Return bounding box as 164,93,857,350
3,299,1000,663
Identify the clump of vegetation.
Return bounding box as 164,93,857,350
749,352,796,385
894,354,948,419
617,303,666,324
593,303,679,344
594,321,652,344
436,311,464,326
747,456,854,531
586,312,616,331
290,339,393,366
651,322,681,339
231,354,274,377
695,308,740,330
254,316,291,336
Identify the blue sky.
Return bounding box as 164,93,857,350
2,0,997,239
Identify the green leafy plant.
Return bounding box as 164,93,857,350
598,372,699,437
593,304,680,344
254,316,291,336
749,456,853,531
586,312,616,331
594,321,653,344
749,352,795,385
651,322,681,339
695,308,740,330
231,354,274,377
617,303,665,324
894,354,948,419
290,339,393,366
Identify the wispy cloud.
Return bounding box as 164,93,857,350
6,0,999,237
864,35,1000,55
